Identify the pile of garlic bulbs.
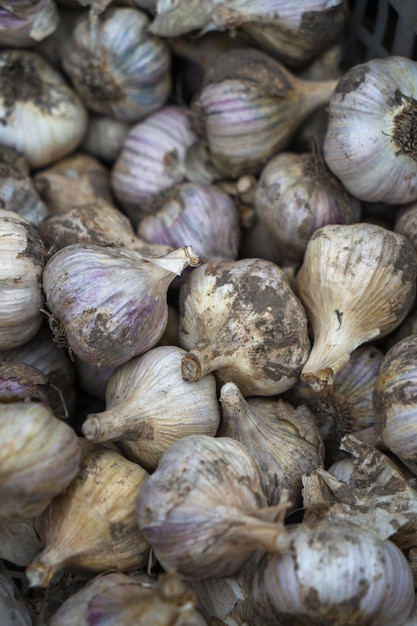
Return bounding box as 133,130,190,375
3,1,417,624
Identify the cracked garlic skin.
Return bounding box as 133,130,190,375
25,440,150,588
295,223,417,390
262,517,414,626
136,434,290,580
178,258,310,396
324,56,417,204
373,335,417,474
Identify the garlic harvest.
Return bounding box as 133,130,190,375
373,335,417,474
42,244,199,368
26,440,150,588
194,47,337,178
111,105,197,225
82,345,220,471
324,56,417,204
0,0,59,47
0,209,45,350
137,182,241,262
0,49,88,169
254,150,361,266
62,8,171,122
219,383,323,507
262,517,414,626
294,223,417,390
178,258,310,396
136,434,290,579
0,401,81,523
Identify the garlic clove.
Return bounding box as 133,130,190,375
82,345,220,472
294,223,417,390
26,440,150,588
178,258,310,396
42,243,199,368
0,401,81,523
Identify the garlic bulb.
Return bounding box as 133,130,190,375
136,434,290,579
0,520,42,567
0,361,50,404
0,49,88,169
254,151,361,266
394,200,417,253
81,114,131,163
373,335,417,474
42,244,199,368
0,209,45,350
150,1,346,69
295,223,417,390
82,345,220,471
262,517,414,626
219,383,323,507
0,401,81,523
49,571,207,626
62,8,171,122
34,153,113,214
287,344,384,464
26,440,150,588
111,105,197,226
324,56,417,204
0,0,59,47
194,47,337,178
0,145,48,225
178,258,310,396
138,182,241,262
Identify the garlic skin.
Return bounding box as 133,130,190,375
324,56,417,204
295,223,417,390
0,49,88,169
136,434,290,579
62,8,171,122
111,105,197,226
178,258,310,396
219,383,323,508
263,517,414,626
42,244,199,368
373,335,417,474
81,114,131,163
394,200,417,253
0,401,81,523
0,209,45,350
82,345,220,471
195,47,337,178
26,440,150,588
138,182,241,262
254,151,361,266
0,520,42,567
0,0,59,47
0,563,34,626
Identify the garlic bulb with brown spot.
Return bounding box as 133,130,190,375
136,434,291,579
178,258,310,396
295,223,417,390
0,401,81,523
219,383,323,508
0,210,45,350
26,440,150,588
82,345,220,471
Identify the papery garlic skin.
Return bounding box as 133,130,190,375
138,182,241,262
0,49,88,169
263,518,414,626
324,56,417,204
111,105,197,225
0,401,81,523
42,244,199,368
0,520,42,567
295,223,417,390
62,8,171,122
0,210,45,349
373,335,417,474
137,434,290,579
178,258,310,396
82,345,220,471
0,0,59,47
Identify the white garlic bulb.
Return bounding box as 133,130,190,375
0,49,88,169
295,223,417,390
0,209,45,350
324,56,417,204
